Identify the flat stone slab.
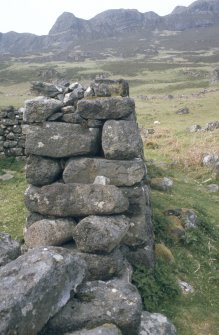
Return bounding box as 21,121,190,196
73,215,130,253
24,218,76,248
0,246,86,335
24,183,129,217
63,157,146,186
41,279,142,335
0,233,21,267
24,96,63,123
102,120,143,159
25,122,100,158
77,97,134,120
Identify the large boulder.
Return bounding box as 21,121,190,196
64,324,122,335
139,311,177,335
24,183,129,217
26,155,62,186
72,215,130,253
24,218,76,248
24,96,63,123
25,123,100,158
102,120,143,159
63,157,146,186
0,233,21,267
0,247,87,335
77,97,134,120
41,279,142,335
30,82,64,98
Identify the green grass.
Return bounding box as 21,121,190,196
0,158,26,240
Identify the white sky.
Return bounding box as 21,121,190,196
0,0,194,36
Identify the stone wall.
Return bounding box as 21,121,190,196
0,79,173,335
0,106,25,158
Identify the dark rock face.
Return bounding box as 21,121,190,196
0,247,87,335
72,215,130,253
102,120,143,160
0,233,21,267
25,123,100,158
65,324,122,335
77,97,134,120
26,155,62,186
42,279,142,335
63,157,146,186
24,183,129,217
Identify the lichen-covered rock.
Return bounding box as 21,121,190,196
30,81,64,98
63,157,146,186
72,215,130,253
24,183,129,217
150,177,173,192
64,246,125,281
42,279,142,335
64,324,122,335
102,120,143,159
0,233,21,267
77,97,134,120
24,96,63,123
140,311,177,335
26,155,62,186
90,78,129,97
24,218,76,248
0,247,87,335
25,123,100,158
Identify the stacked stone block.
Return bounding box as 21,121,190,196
22,79,154,334
0,106,25,157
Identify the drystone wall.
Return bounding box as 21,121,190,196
0,106,25,158
0,79,177,335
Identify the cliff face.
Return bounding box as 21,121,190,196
1,0,219,56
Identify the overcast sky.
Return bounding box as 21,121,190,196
0,0,194,35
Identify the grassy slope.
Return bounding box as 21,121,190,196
0,48,218,335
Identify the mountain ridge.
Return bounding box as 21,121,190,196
1,0,219,58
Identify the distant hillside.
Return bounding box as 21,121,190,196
1,0,219,59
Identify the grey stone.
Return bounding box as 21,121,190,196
26,212,57,228
207,184,219,192
24,96,63,123
2,118,18,126
202,154,219,167
64,324,122,335
140,311,177,335
47,112,63,121
176,107,189,115
63,157,146,186
122,245,155,269
3,140,17,148
6,147,24,156
25,122,100,158
77,97,134,120
0,233,21,267
30,81,64,98
24,183,129,217
102,120,143,160
73,215,130,253
189,124,201,132
26,155,62,186
202,121,219,131
42,279,142,335
150,177,173,192
0,246,87,335
24,218,76,248
91,79,129,97
66,247,125,281
120,185,153,247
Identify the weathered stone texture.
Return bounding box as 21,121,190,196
102,120,143,159
64,324,122,335
26,155,62,186
24,183,129,217
42,279,142,335
63,157,146,186
0,247,87,335
0,233,21,267
72,215,130,253
24,96,63,123
24,218,76,248
77,97,134,120
25,123,100,158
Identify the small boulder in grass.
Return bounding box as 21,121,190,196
176,107,189,115
150,177,173,192
140,311,177,335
